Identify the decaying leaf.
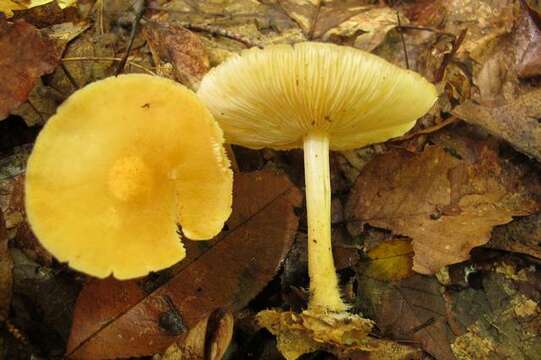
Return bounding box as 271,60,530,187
0,19,61,120
320,6,398,52
346,137,540,274
445,260,541,359
143,21,209,89
257,309,418,360
488,213,541,260
0,210,12,319
0,0,75,18
157,309,234,360
453,88,541,162
365,239,414,282
67,170,301,359
516,2,541,78
0,146,31,238
357,274,455,360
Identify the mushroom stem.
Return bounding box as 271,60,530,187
304,130,347,312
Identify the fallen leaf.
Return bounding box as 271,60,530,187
356,274,455,360
257,309,414,360
445,260,541,359
158,309,234,360
0,210,12,320
452,88,541,162
10,249,81,357
365,239,414,282
0,19,61,120
67,170,301,359
488,213,541,260
346,137,540,274
525,0,541,15
278,0,320,35
143,20,209,89
0,0,75,18
320,6,398,52
516,3,541,78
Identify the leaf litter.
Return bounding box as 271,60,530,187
1,0,541,359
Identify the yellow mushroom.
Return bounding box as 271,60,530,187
198,42,437,312
25,74,232,279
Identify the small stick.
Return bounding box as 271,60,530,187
434,28,468,82
396,25,455,38
179,22,260,48
396,11,409,69
116,0,146,75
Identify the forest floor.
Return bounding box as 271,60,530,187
1,0,541,359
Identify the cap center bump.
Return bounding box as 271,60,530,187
108,156,153,201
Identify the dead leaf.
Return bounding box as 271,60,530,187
0,210,12,320
365,239,414,282
0,19,61,120
452,88,541,162
357,274,455,360
445,260,541,359
346,138,540,274
320,6,398,52
0,0,75,18
66,170,301,359
158,309,234,360
143,21,209,89
488,213,541,259
516,3,541,78
258,308,420,360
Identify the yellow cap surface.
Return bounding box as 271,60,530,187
25,74,232,279
198,42,438,150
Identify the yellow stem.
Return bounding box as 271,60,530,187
303,130,347,312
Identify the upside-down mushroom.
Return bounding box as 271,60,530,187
198,42,437,357
26,74,232,279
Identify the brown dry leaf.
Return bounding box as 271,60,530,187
0,19,61,120
0,0,75,18
346,139,540,274
0,210,12,320
516,4,541,78
257,309,418,360
365,239,414,282
452,88,541,162
66,170,301,359
445,259,541,359
357,274,455,360
143,21,209,90
157,309,234,360
444,0,515,60
488,213,541,259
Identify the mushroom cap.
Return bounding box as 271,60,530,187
25,74,232,279
198,42,438,151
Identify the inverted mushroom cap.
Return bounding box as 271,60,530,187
198,42,438,150
25,74,232,279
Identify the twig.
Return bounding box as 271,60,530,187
179,22,260,48
62,57,157,75
396,11,409,69
116,0,146,75
434,28,468,82
396,25,455,38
